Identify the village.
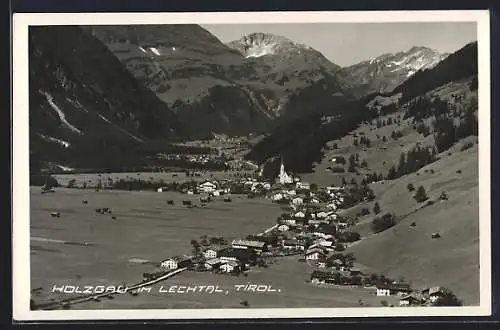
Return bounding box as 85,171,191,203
147,161,450,308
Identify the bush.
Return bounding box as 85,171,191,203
330,166,346,173
334,243,346,252
373,202,381,215
338,231,361,243
67,179,76,188
371,213,396,233
407,183,415,192
358,208,370,216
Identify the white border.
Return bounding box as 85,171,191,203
12,10,491,321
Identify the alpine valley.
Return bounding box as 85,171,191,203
28,24,475,175
27,23,481,309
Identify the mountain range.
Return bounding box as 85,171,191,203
337,46,449,97
28,24,473,172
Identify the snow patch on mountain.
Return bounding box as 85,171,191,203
41,91,83,135
38,133,71,148
97,113,144,143
66,97,88,113
246,43,276,58
228,32,311,59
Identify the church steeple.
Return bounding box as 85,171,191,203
278,157,293,184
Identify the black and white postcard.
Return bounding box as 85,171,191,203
12,10,492,320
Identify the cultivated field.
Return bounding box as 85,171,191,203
30,187,389,309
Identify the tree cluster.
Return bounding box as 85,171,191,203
371,213,397,233
386,146,437,180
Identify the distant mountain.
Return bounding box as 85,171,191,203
246,42,478,176
82,25,277,138
84,27,348,136
338,46,449,98
392,42,477,103
227,33,343,93
29,26,182,172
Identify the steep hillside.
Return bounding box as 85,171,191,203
85,26,347,137
348,142,479,305
29,26,182,172
299,69,479,304
338,46,448,98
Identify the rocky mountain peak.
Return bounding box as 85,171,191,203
338,46,449,97
227,32,312,58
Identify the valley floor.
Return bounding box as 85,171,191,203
30,188,388,309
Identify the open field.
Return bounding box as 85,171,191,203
30,187,390,308
30,188,279,306
52,170,255,189
73,257,399,309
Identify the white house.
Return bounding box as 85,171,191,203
292,197,304,205
282,240,305,250
220,260,240,273
198,181,217,193
399,294,419,307
287,189,297,196
305,247,326,260
160,258,178,270
326,203,337,210
376,286,391,297
204,258,222,270
377,283,412,297
294,211,306,218
272,193,284,201
263,183,271,190
306,251,324,260
203,248,218,259
187,190,194,195
277,224,290,232
282,218,297,225
319,240,334,248
428,286,443,303
313,232,334,240
317,211,328,219
231,239,266,253
310,198,320,204
326,214,338,222
296,182,310,190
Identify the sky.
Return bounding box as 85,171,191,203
201,22,477,67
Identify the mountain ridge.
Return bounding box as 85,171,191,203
337,46,449,97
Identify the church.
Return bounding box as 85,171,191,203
278,161,293,184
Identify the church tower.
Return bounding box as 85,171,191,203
278,158,293,184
